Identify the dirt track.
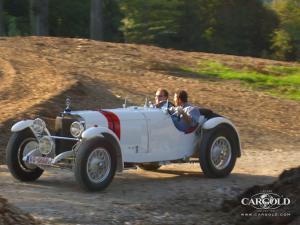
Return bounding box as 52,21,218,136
0,37,299,224
1,149,299,225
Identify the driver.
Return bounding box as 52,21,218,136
155,88,172,108
171,90,200,132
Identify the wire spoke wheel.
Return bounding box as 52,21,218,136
6,129,44,181
210,136,232,170
86,148,111,183
75,139,117,191
18,138,38,171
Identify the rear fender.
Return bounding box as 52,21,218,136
201,117,242,157
202,117,235,130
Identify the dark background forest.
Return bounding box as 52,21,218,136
0,0,299,62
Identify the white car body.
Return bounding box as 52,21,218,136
80,107,198,163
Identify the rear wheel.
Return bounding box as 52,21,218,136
139,163,161,171
74,139,117,191
199,125,237,178
6,129,44,181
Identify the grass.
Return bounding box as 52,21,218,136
182,61,300,101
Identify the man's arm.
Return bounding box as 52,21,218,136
176,107,193,125
181,111,193,125
178,106,199,126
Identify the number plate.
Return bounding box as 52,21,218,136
28,156,53,166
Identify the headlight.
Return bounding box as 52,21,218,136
70,121,84,138
39,136,54,155
32,118,46,134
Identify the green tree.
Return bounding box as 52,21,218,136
175,0,220,51
120,0,181,47
3,0,30,36
271,0,300,61
49,0,90,37
102,0,124,42
48,0,123,41
211,0,278,56
271,29,293,60
120,0,278,57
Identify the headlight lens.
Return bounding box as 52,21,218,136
70,121,84,138
32,118,46,134
38,136,54,155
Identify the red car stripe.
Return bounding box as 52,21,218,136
107,111,121,140
99,110,114,132
99,110,121,140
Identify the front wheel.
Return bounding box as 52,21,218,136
199,125,237,178
6,129,44,181
74,138,117,191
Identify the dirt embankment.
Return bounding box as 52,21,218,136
0,36,300,162
222,166,300,225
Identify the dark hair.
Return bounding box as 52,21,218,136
175,90,188,103
157,88,169,98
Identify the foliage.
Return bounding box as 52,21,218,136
271,0,300,61
102,0,124,42
48,0,90,37
3,0,30,36
120,0,279,58
183,60,300,100
7,16,20,36
211,0,278,56
2,0,123,41
271,29,293,60
48,0,123,41
1,0,300,62
120,0,181,47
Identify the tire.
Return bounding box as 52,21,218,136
74,138,117,191
139,163,161,171
199,125,237,178
6,129,44,181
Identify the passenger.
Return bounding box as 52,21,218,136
155,88,173,108
171,90,200,132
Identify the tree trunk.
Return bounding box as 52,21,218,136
90,0,104,40
0,0,5,36
30,0,48,36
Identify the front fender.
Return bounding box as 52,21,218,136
81,126,123,172
11,120,34,132
82,126,119,141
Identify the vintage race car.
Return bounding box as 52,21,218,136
6,99,241,191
